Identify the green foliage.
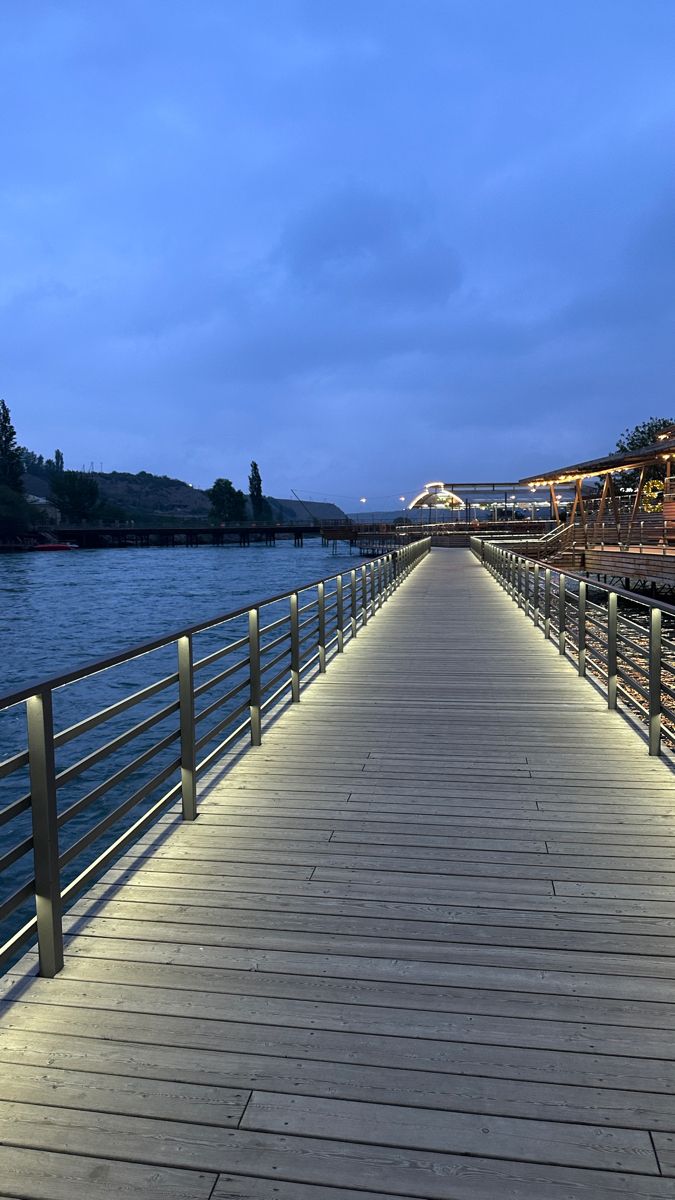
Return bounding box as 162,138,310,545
207,478,247,523
615,417,675,455
20,446,65,480
0,400,24,493
49,470,100,522
614,416,675,490
0,484,36,538
248,460,271,521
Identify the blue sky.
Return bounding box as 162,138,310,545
2,1,674,508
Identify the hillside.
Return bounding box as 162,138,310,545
94,471,211,523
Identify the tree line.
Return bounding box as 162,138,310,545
0,398,275,536
207,462,272,524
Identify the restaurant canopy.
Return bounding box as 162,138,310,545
519,428,675,487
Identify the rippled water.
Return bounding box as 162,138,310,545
2,540,362,694
0,539,366,954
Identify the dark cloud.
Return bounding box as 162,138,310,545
1,0,674,503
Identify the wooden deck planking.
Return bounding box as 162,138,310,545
2,547,675,1197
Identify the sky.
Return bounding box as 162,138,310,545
1,1,674,510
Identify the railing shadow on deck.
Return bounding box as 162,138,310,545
0,537,431,981
471,535,675,765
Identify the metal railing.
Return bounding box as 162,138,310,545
0,537,430,977
471,537,675,758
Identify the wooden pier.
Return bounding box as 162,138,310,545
2,549,675,1197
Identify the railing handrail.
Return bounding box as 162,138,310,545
0,536,432,979
470,535,675,761
471,535,675,617
0,539,426,712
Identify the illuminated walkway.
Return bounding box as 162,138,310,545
2,550,675,1198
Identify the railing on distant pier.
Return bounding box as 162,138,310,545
0,537,431,978
471,536,675,758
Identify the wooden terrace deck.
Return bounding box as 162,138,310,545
2,548,675,1198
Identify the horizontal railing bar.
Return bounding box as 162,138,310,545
195,717,252,776
261,664,290,696
298,598,318,616
300,651,321,672
617,631,649,658
0,835,33,876
0,879,34,925
0,548,407,709
0,915,38,971
59,757,181,869
0,795,31,830
261,647,290,678
616,649,649,679
261,678,292,712
61,782,183,905
194,676,251,726
57,727,181,830
53,672,178,750
298,615,318,634
55,698,180,790
299,629,319,652
193,633,249,673
259,613,290,636
194,700,251,753
0,748,29,782
193,655,249,700
616,665,650,702
616,681,649,716
260,630,290,656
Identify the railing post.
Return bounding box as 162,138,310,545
544,568,551,639
248,608,262,745
361,565,368,625
607,591,618,710
649,606,662,756
351,569,357,635
290,592,300,701
318,581,326,671
336,575,344,652
27,690,63,977
533,563,540,628
177,634,197,821
370,562,376,615
377,559,384,608
577,581,587,677
558,574,566,654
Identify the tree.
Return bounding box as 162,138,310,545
0,485,35,539
49,470,100,522
248,460,271,521
0,400,24,493
53,448,64,473
207,478,247,523
614,416,675,492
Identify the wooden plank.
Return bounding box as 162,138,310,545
5,548,675,1196
0,1147,215,1200
240,1089,658,1173
0,1102,672,1200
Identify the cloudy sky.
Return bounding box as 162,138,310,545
2,1,674,508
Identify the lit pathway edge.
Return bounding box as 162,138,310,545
2,549,675,1195
0,537,431,978
471,534,675,761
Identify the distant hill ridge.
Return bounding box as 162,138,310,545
23,466,346,525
